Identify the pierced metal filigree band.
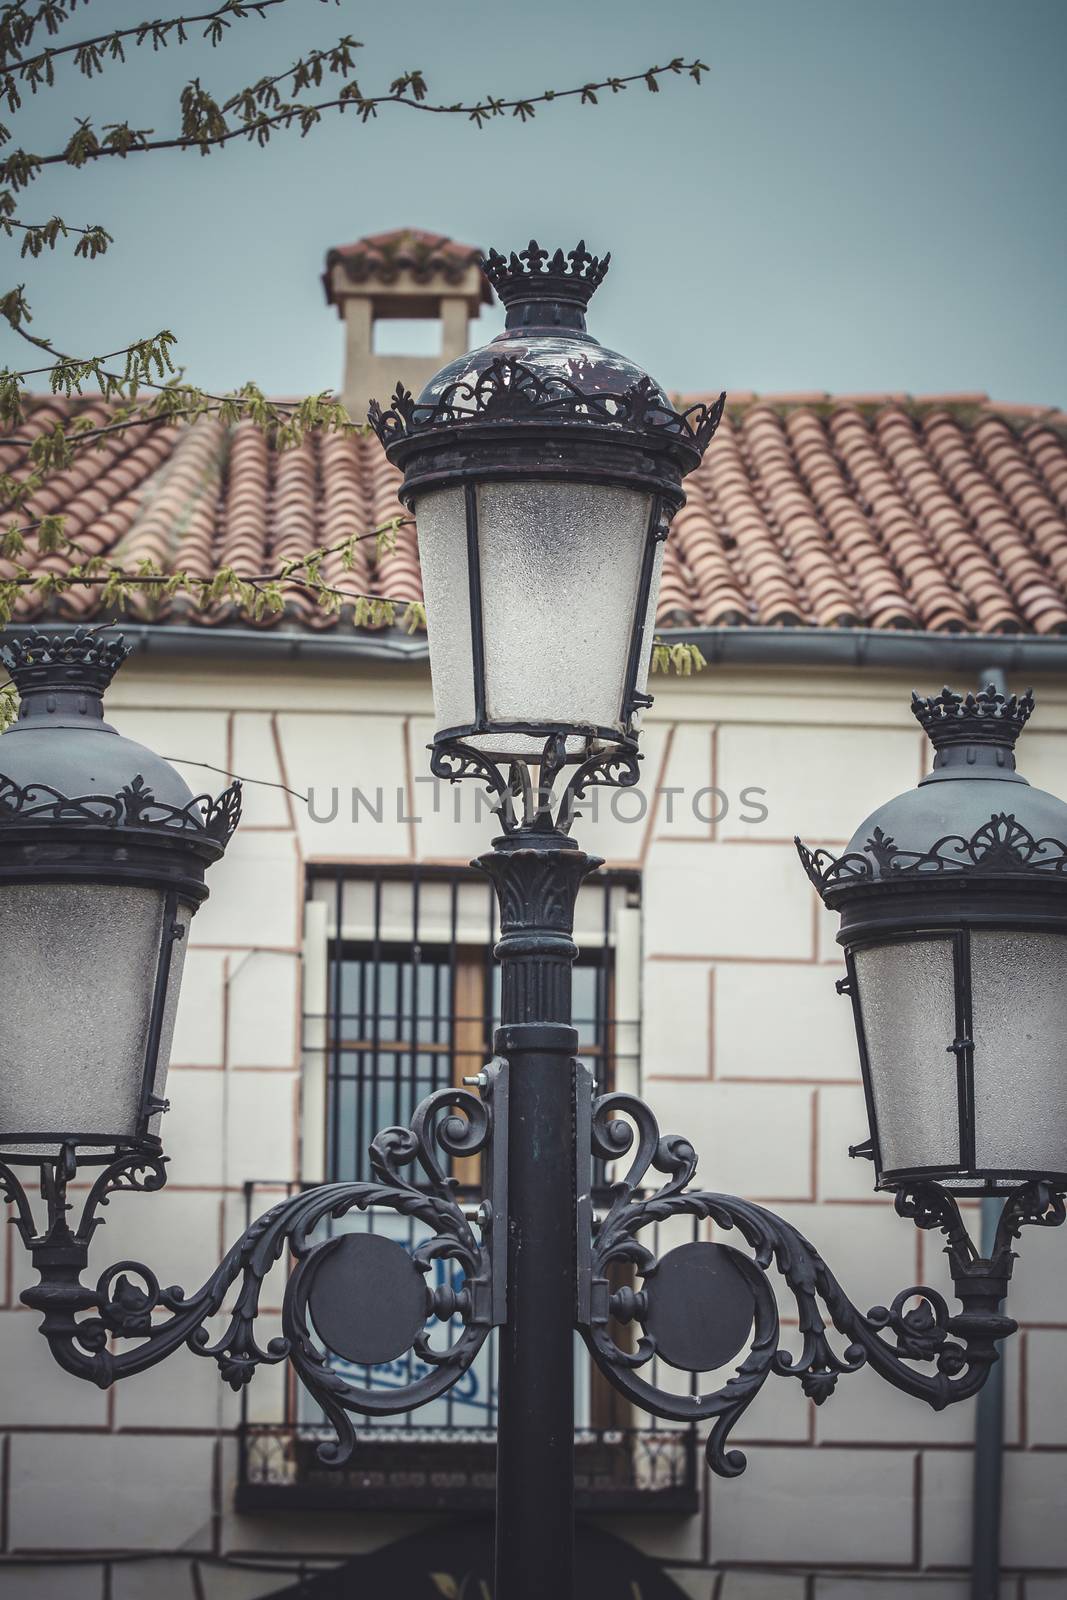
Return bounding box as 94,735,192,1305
0,772,242,845
797,811,1067,898
368,356,726,458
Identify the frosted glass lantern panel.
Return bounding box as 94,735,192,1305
414,487,477,737
853,939,960,1175
477,481,653,752
0,883,173,1157
970,930,1067,1176
414,481,656,758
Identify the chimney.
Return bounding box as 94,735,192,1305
323,228,492,416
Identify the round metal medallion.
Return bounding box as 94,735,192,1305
642,1241,758,1374
306,1233,428,1367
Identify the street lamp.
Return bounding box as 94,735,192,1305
369,240,720,770
0,630,240,1168
0,247,1064,1600
798,684,1067,1192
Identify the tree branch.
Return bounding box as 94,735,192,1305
0,56,708,185
0,0,292,77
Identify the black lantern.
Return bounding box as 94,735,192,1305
0,629,240,1166
798,685,1067,1194
369,240,724,768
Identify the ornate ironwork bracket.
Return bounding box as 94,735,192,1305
573,1065,1064,1478
7,1001,1064,1486
429,731,641,838
1,1065,509,1467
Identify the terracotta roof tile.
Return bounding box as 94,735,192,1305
6,393,1067,637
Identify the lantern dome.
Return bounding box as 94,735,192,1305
0,629,199,809
419,241,674,422
806,685,1067,896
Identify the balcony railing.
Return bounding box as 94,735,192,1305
237,1424,699,1514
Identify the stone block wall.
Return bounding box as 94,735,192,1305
1,654,1064,1597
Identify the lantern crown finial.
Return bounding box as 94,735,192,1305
911,683,1035,753
2,626,130,701
481,239,611,310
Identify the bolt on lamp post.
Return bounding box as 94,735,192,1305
0,249,1064,1600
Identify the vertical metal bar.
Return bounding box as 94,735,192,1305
971,1194,1006,1600
369,873,383,1186
432,947,442,1093
136,888,180,1136
355,950,366,1182
971,664,1006,1600
448,876,459,1103
845,948,885,1173
464,482,487,729
486,872,496,1063
329,873,343,1186
409,868,421,1129
599,876,611,1095
486,1278,497,1433
954,930,977,1171
619,496,664,731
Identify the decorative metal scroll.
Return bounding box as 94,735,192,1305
3,1079,502,1467
575,1081,1057,1479
368,356,726,459
797,810,1067,899
429,733,641,838
0,771,242,845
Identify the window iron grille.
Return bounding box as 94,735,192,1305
304,864,641,1189
233,862,697,1501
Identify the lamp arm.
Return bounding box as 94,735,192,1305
576,1084,1062,1479
0,1080,503,1468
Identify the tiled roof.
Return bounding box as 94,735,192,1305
4,392,1067,635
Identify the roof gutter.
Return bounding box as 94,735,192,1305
1,622,432,666
666,625,1067,676
5,622,1067,677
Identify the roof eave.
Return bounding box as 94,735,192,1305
9,622,1067,678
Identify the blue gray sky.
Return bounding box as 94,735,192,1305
3,0,1066,405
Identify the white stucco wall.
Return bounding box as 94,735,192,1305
2,650,1066,1598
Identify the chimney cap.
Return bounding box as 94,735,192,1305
324,228,493,309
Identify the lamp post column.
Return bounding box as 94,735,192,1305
478,828,600,1600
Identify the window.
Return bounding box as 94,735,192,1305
303,865,641,1189
237,864,697,1512
295,865,640,1430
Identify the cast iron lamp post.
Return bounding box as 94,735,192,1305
0,246,1064,1600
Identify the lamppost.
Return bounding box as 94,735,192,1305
0,246,1064,1600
